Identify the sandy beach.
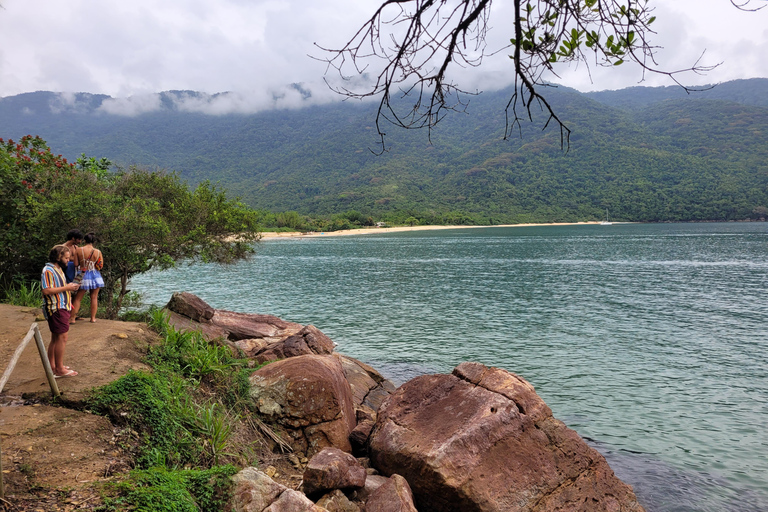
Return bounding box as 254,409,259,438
259,222,604,240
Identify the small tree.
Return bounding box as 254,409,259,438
1,136,261,318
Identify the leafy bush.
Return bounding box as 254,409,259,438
99,465,237,512
87,369,201,469
1,277,42,307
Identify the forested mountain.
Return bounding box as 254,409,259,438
1,79,767,224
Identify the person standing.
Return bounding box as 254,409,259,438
75,232,104,323
41,245,80,377
62,229,83,284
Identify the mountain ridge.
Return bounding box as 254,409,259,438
2,79,767,224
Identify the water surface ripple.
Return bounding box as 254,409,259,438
132,222,768,512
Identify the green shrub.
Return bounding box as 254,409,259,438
99,465,237,512
2,278,42,307
87,370,200,469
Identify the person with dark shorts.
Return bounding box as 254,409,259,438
41,245,80,377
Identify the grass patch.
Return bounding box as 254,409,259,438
98,465,237,512
2,278,43,307
87,309,265,510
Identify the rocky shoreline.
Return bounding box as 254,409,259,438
167,292,646,512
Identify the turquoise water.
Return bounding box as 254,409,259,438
132,222,768,512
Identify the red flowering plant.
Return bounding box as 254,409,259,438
0,135,106,289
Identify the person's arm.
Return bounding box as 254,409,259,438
95,250,103,270
42,270,78,294
42,282,78,295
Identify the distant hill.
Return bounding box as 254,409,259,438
1,79,767,224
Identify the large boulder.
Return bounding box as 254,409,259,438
167,291,215,322
166,310,230,340
251,325,337,364
164,292,303,343
365,474,418,512
250,354,356,455
339,355,396,412
316,489,362,512
302,447,367,497
369,362,645,512
230,467,328,512
211,309,303,341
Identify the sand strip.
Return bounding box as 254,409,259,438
259,222,604,240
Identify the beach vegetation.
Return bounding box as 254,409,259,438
0,136,262,318
87,311,266,511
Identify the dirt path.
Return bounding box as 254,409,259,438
0,304,158,507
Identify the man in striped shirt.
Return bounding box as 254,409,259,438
41,245,80,377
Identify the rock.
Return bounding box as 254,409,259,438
349,420,375,456
303,447,367,497
265,489,328,512
230,467,329,512
250,354,356,455
232,338,272,358
349,474,389,503
229,467,289,512
301,324,337,355
211,309,303,341
316,489,362,512
365,474,418,512
165,310,230,340
166,291,215,322
369,362,645,512
339,355,396,411
252,325,337,364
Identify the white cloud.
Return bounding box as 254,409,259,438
98,94,162,116
0,0,765,100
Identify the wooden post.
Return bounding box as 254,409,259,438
34,324,60,398
0,323,60,397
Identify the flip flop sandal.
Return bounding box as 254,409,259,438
54,369,78,378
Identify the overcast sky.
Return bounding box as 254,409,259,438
1,0,767,110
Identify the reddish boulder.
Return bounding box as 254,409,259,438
165,310,229,340
252,325,337,364
302,447,367,497
365,474,418,512
339,356,396,411
211,309,303,341
316,489,361,512
250,354,356,455
166,291,215,323
229,467,326,512
369,362,645,512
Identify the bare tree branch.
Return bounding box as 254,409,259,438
317,0,726,152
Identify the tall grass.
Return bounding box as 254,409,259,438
2,278,43,307
88,308,254,511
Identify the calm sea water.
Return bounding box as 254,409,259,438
132,222,768,512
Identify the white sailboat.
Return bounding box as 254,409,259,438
600,209,612,225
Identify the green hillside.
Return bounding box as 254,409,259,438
1,80,767,224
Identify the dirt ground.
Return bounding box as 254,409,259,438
0,304,156,510
0,304,304,511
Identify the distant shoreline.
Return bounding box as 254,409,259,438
259,221,609,240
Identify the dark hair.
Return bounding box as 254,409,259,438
84,232,98,244
66,229,83,241
48,244,70,263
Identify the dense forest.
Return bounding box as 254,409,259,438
1,78,766,225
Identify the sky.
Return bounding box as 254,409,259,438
1,0,767,114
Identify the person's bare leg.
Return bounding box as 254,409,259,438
70,289,85,323
90,289,99,322
48,332,68,375
47,334,59,372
